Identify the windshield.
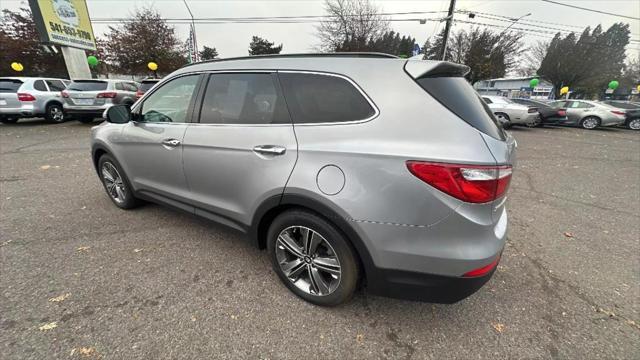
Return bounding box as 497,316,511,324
68,81,108,91
0,79,23,93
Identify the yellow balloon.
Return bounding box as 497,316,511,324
560,86,569,95
11,62,24,72
147,62,158,71
637,85,640,93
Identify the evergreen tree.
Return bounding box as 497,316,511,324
248,36,283,55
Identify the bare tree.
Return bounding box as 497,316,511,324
316,0,389,52
514,40,549,76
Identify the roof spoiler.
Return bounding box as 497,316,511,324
404,60,470,79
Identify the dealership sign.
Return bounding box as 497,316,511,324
29,0,96,51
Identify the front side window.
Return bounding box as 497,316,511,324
33,80,48,91
199,73,289,124
279,72,375,124
140,74,199,123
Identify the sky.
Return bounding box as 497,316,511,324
3,0,640,60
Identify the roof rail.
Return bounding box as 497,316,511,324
182,52,399,68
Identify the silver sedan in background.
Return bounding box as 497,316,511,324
548,100,626,129
481,95,539,128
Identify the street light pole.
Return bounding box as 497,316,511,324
500,13,532,35
183,0,198,62
440,0,457,61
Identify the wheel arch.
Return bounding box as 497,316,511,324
91,143,110,172
251,193,378,285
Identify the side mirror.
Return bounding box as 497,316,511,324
105,105,131,124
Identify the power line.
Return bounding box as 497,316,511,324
540,0,640,20
457,9,584,30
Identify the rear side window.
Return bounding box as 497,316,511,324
46,80,66,91
278,73,375,124
115,82,124,91
125,82,138,92
34,80,48,91
139,81,158,92
417,77,504,140
199,73,289,125
0,79,23,93
68,81,108,91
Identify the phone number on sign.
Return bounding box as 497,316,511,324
49,21,92,41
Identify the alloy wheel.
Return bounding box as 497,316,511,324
101,162,126,204
50,106,64,122
275,226,341,296
582,117,598,129
629,119,640,130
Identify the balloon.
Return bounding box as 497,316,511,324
608,80,619,90
87,56,99,67
529,78,539,88
11,62,24,72
560,86,569,95
637,85,640,93
148,62,158,71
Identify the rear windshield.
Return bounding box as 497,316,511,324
416,77,505,140
0,79,24,93
604,101,639,109
68,81,108,91
139,81,159,92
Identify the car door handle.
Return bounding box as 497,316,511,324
253,145,286,155
162,138,181,147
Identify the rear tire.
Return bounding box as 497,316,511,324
97,154,140,209
45,103,65,123
495,112,511,129
267,209,359,306
627,118,640,130
580,116,600,130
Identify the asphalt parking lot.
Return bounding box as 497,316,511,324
1,119,638,359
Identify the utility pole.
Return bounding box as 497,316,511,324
183,0,199,62
440,0,457,61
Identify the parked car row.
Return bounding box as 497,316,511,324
481,95,639,130
0,77,161,124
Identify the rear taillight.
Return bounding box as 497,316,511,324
463,256,500,277
406,161,512,203
61,91,69,98
610,110,625,116
557,109,566,116
17,93,36,102
135,90,143,98
527,107,538,113
97,92,117,99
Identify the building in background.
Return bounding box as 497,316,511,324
474,76,554,99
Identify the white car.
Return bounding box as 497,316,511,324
481,95,539,128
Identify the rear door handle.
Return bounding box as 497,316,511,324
162,138,181,147
253,145,286,156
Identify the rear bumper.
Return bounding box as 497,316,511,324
0,105,42,118
601,116,625,126
541,116,568,124
366,265,498,303
510,112,538,125
63,104,111,117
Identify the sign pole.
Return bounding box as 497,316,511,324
60,46,91,79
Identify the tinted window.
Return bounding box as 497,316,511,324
115,82,124,91
482,97,493,104
200,73,289,124
0,79,23,93
604,101,638,109
34,80,48,91
279,73,375,124
125,82,138,92
46,80,66,91
571,101,593,109
139,81,159,92
140,74,199,123
550,101,567,108
418,77,504,140
68,81,108,91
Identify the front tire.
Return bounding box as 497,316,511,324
267,209,359,306
627,118,640,130
97,154,140,209
45,104,65,123
580,116,600,130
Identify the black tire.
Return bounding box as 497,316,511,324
97,154,140,209
0,117,18,124
77,116,95,124
267,209,359,306
495,112,511,129
44,103,65,123
579,116,600,130
627,118,640,130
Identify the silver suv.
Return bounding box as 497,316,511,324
63,79,138,123
0,77,69,124
91,54,515,306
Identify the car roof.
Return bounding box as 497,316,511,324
0,77,68,81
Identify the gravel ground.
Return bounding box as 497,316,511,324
1,119,638,359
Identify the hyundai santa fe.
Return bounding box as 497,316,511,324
91,53,516,306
